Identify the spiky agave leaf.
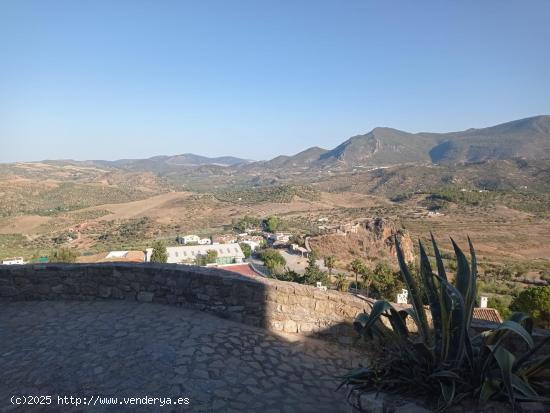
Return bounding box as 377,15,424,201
467,236,478,325
438,379,456,411
354,300,410,343
433,272,467,368
431,234,452,362
513,336,550,373
419,240,444,363
518,354,550,378
395,235,430,344
450,238,475,330
491,346,516,405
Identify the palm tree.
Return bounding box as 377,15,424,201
334,273,349,292
360,266,374,297
324,255,335,276
348,259,365,292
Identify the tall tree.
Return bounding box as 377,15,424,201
303,250,329,286
265,216,279,232
150,240,168,263
206,249,218,264
372,261,403,300
360,265,375,297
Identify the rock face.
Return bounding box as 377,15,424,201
364,217,415,263
309,217,414,265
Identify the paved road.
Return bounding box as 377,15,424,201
1,301,363,412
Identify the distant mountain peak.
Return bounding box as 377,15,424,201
260,115,550,171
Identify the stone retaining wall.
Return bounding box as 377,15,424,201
0,263,370,343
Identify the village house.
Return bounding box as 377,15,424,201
240,239,261,251
238,234,264,250
290,243,309,257
244,227,262,234
269,232,291,243
176,234,201,245
339,222,361,234
146,244,245,265
212,234,237,244
1,257,26,265
318,222,361,235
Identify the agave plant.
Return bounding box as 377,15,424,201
341,235,550,411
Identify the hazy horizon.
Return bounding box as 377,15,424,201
2,0,550,163
2,113,549,164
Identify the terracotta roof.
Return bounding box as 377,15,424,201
216,264,259,277
473,308,502,324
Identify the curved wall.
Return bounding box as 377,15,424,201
0,263,370,344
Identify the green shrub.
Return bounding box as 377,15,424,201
259,249,286,274
239,242,252,258
487,295,512,320
273,269,302,283
49,247,78,263
371,262,404,300
511,286,550,329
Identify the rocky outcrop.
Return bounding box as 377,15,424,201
310,217,414,265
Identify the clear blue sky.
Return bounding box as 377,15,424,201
1,0,549,163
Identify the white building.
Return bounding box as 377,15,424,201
1,257,26,265
180,235,200,244
396,289,409,304
146,244,245,265
240,239,261,251
269,232,291,243
198,238,212,245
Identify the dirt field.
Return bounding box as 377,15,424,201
1,181,549,268
401,206,550,262
0,215,52,234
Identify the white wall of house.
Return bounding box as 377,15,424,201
1,257,26,265
183,235,200,244
145,244,245,264
240,240,260,251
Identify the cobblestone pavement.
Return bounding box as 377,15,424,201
1,301,363,412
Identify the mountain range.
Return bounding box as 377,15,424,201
256,115,550,170
8,115,550,173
